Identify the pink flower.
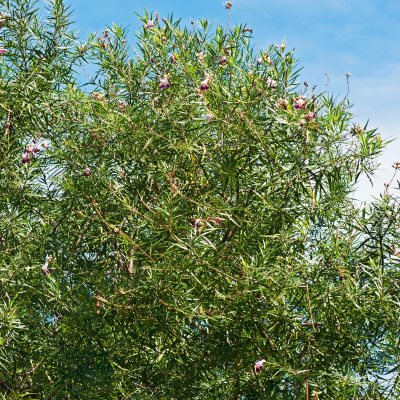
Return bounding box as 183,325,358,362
41,262,50,276
42,142,49,149
22,153,31,164
219,56,227,65
255,359,266,373
83,167,91,176
253,83,257,88
0,48,5,54
307,112,315,119
295,98,305,109
200,77,210,91
146,20,154,29
26,144,35,153
162,37,166,42
257,57,262,65
159,76,170,89
207,113,214,122
299,119,306,126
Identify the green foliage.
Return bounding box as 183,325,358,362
0,1,399,398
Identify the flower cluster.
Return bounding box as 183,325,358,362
92,92,107,102
257,52,273,66
0,12,10,29
21,140,49,164
350,125,364,136
276,98,288,110
299,112,315,126
78,43,88,53
196,52,205,62
291,95,318,126
192,217,222,235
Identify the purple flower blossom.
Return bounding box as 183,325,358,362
41,262,50,276
0,48,5,54
219,56,227,65
257,57,262,65
255,359,266,373
200,77,210,91
162,37,166,42
253,83,257,88
307,112,315,119
146,20,154,29
159,76,170,89
294,98,305,109
22,153,31,164
299,119,306,126
26,144,35,153
83,167,91,176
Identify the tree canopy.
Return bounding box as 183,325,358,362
0,0,399,398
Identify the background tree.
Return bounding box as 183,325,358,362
0,0,399,398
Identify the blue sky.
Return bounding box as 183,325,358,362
68,0,400,201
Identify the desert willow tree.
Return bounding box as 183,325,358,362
1,0,400,398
